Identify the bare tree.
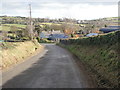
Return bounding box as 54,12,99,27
61,23,80,35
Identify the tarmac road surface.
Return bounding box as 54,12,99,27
2,44,93,88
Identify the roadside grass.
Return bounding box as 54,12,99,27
1,42,19,50
1,40,43,70
63,44,118,88
59,31,119,88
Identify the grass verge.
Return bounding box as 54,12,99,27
59,31,119,88
1,40,44,70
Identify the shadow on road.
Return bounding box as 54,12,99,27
2,44,96,88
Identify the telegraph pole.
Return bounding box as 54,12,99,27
29,4,33,40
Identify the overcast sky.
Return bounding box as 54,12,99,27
0,0,119,20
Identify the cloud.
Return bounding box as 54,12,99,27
2,0,119,2
1,0,118,20
68,4,118,19
32,3,118,19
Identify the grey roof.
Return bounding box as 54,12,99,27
99,26,120,33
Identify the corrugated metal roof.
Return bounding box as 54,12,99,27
40,32,50,38
99,26,120,33
86,33,98,37
49,34,69,39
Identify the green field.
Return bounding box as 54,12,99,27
0,24,26,31
0,25,11,31
3,24,26,28
40,23,61,26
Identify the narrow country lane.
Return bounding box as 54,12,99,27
2,44,93,88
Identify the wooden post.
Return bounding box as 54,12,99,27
29,4,33,40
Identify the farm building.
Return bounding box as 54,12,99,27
40,31,50,39
40,31,68,41
86,33,99,37
48,34,69,40
99,26,120,33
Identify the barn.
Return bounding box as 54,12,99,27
48,34,69,40
99,26,120,33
